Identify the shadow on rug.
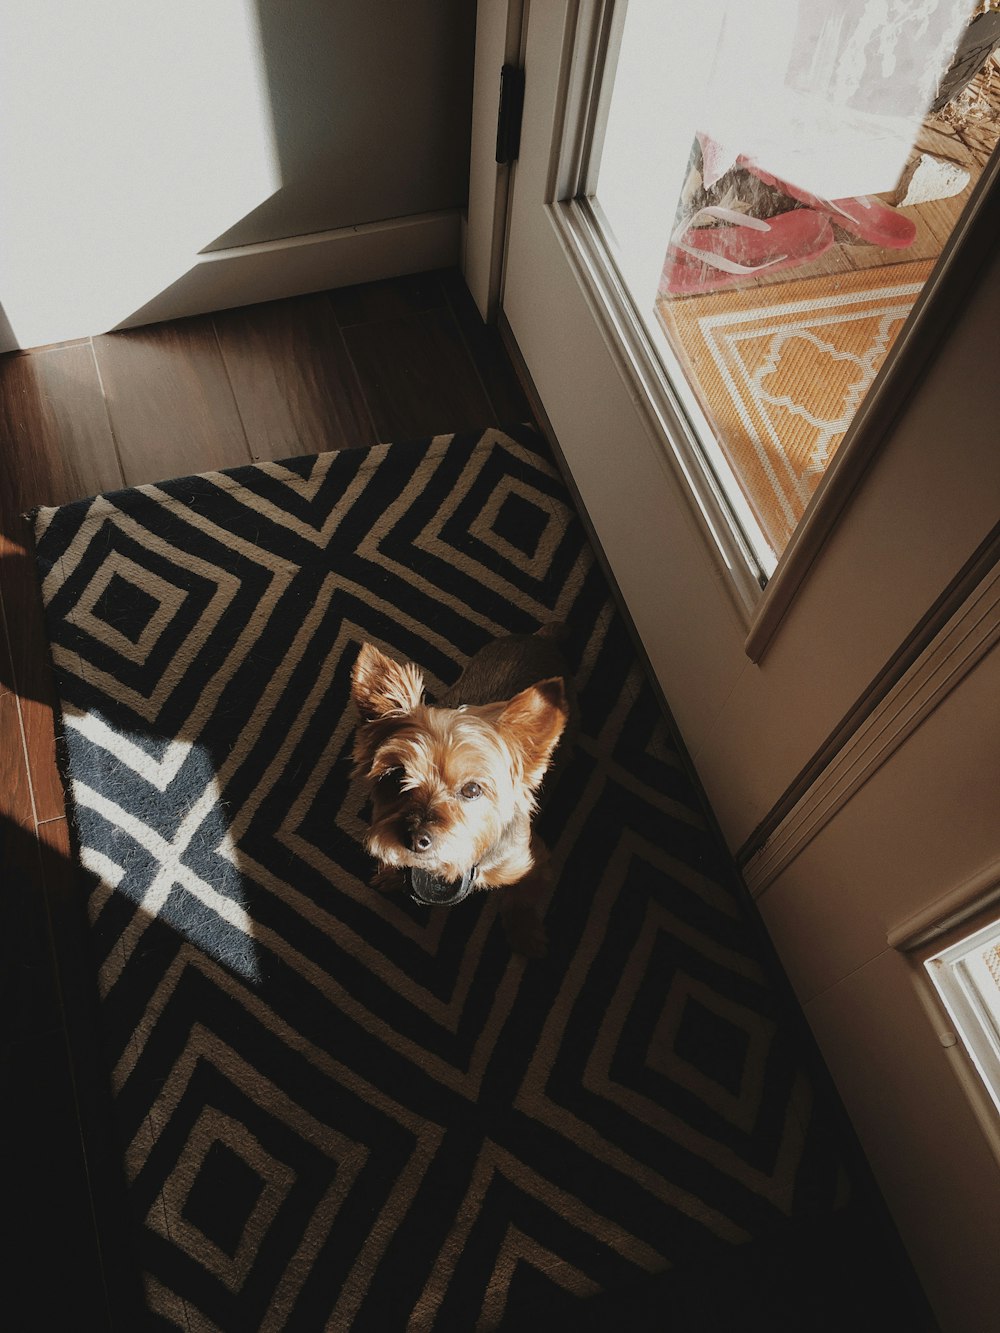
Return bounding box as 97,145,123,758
30,426,910,1330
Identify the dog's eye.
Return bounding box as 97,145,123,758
459,781,482,801
378,767,403,785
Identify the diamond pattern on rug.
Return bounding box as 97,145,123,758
33,426,851,1330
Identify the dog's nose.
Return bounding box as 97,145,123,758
409,827,434,853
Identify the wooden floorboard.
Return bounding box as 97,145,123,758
0,343,123,822
0,267,533,1331
327,269,449,326
0,696,62,1043
440,268,532,429
0,551,66,826
341,304,497,440
93,318,253,486
213,293,376,460
4,1026,114,1323
0,343,124,511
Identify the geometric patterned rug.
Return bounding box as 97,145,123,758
658,260,934,556
32,426,856,1329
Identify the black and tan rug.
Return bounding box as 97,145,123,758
32,426,888,1330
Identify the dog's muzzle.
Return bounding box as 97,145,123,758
409,865,478,907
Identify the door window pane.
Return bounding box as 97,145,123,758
591,1,1000,572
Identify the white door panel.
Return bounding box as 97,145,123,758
805,945,1000,1333
478,3,1000,1327
505,212,754,737
698,240,1000,845
757,643,1000,1007
502,0,1000,847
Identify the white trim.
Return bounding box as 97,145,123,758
889,856,1000,953
0,210,462,352
465,0,525,322
518,0,769,613
114,210,462,333
744,560,1000,898
553,198,767,618
893,868,1000,1174
549,0,773,597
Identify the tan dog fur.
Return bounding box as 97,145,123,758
350,629,572,956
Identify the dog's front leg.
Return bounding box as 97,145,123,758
498,839,552,958
371,865,408,895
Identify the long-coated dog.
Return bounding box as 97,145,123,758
350,627,573,956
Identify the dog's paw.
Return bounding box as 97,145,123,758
503,906,548,959
371,866,407,895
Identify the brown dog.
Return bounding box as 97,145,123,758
350,628,573,956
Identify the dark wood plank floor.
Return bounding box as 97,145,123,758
0,268,529,1331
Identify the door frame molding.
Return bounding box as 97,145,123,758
464,0,526,323
743,524,1000,890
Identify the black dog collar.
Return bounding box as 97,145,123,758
409,864,479,907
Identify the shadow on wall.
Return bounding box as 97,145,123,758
0,302,18,354
203,0,476,253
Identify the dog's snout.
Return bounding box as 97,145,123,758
404,814,435,854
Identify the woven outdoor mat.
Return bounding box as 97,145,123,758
658,259,934,554
32,425,857,1330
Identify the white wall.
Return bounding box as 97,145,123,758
206,0,474,252
0,1,473,349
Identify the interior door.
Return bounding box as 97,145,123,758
479,3,1000,1327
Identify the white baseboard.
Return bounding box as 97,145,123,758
117,209,462,331
0,210,462,351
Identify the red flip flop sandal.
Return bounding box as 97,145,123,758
660,205,835,295
737,159,917,250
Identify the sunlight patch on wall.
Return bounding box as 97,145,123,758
0,0,281,347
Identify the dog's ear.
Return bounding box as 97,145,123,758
498,677,569,790
351,642,425,720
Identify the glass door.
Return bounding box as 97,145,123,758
581,0,1000,576
496,0,1000,829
